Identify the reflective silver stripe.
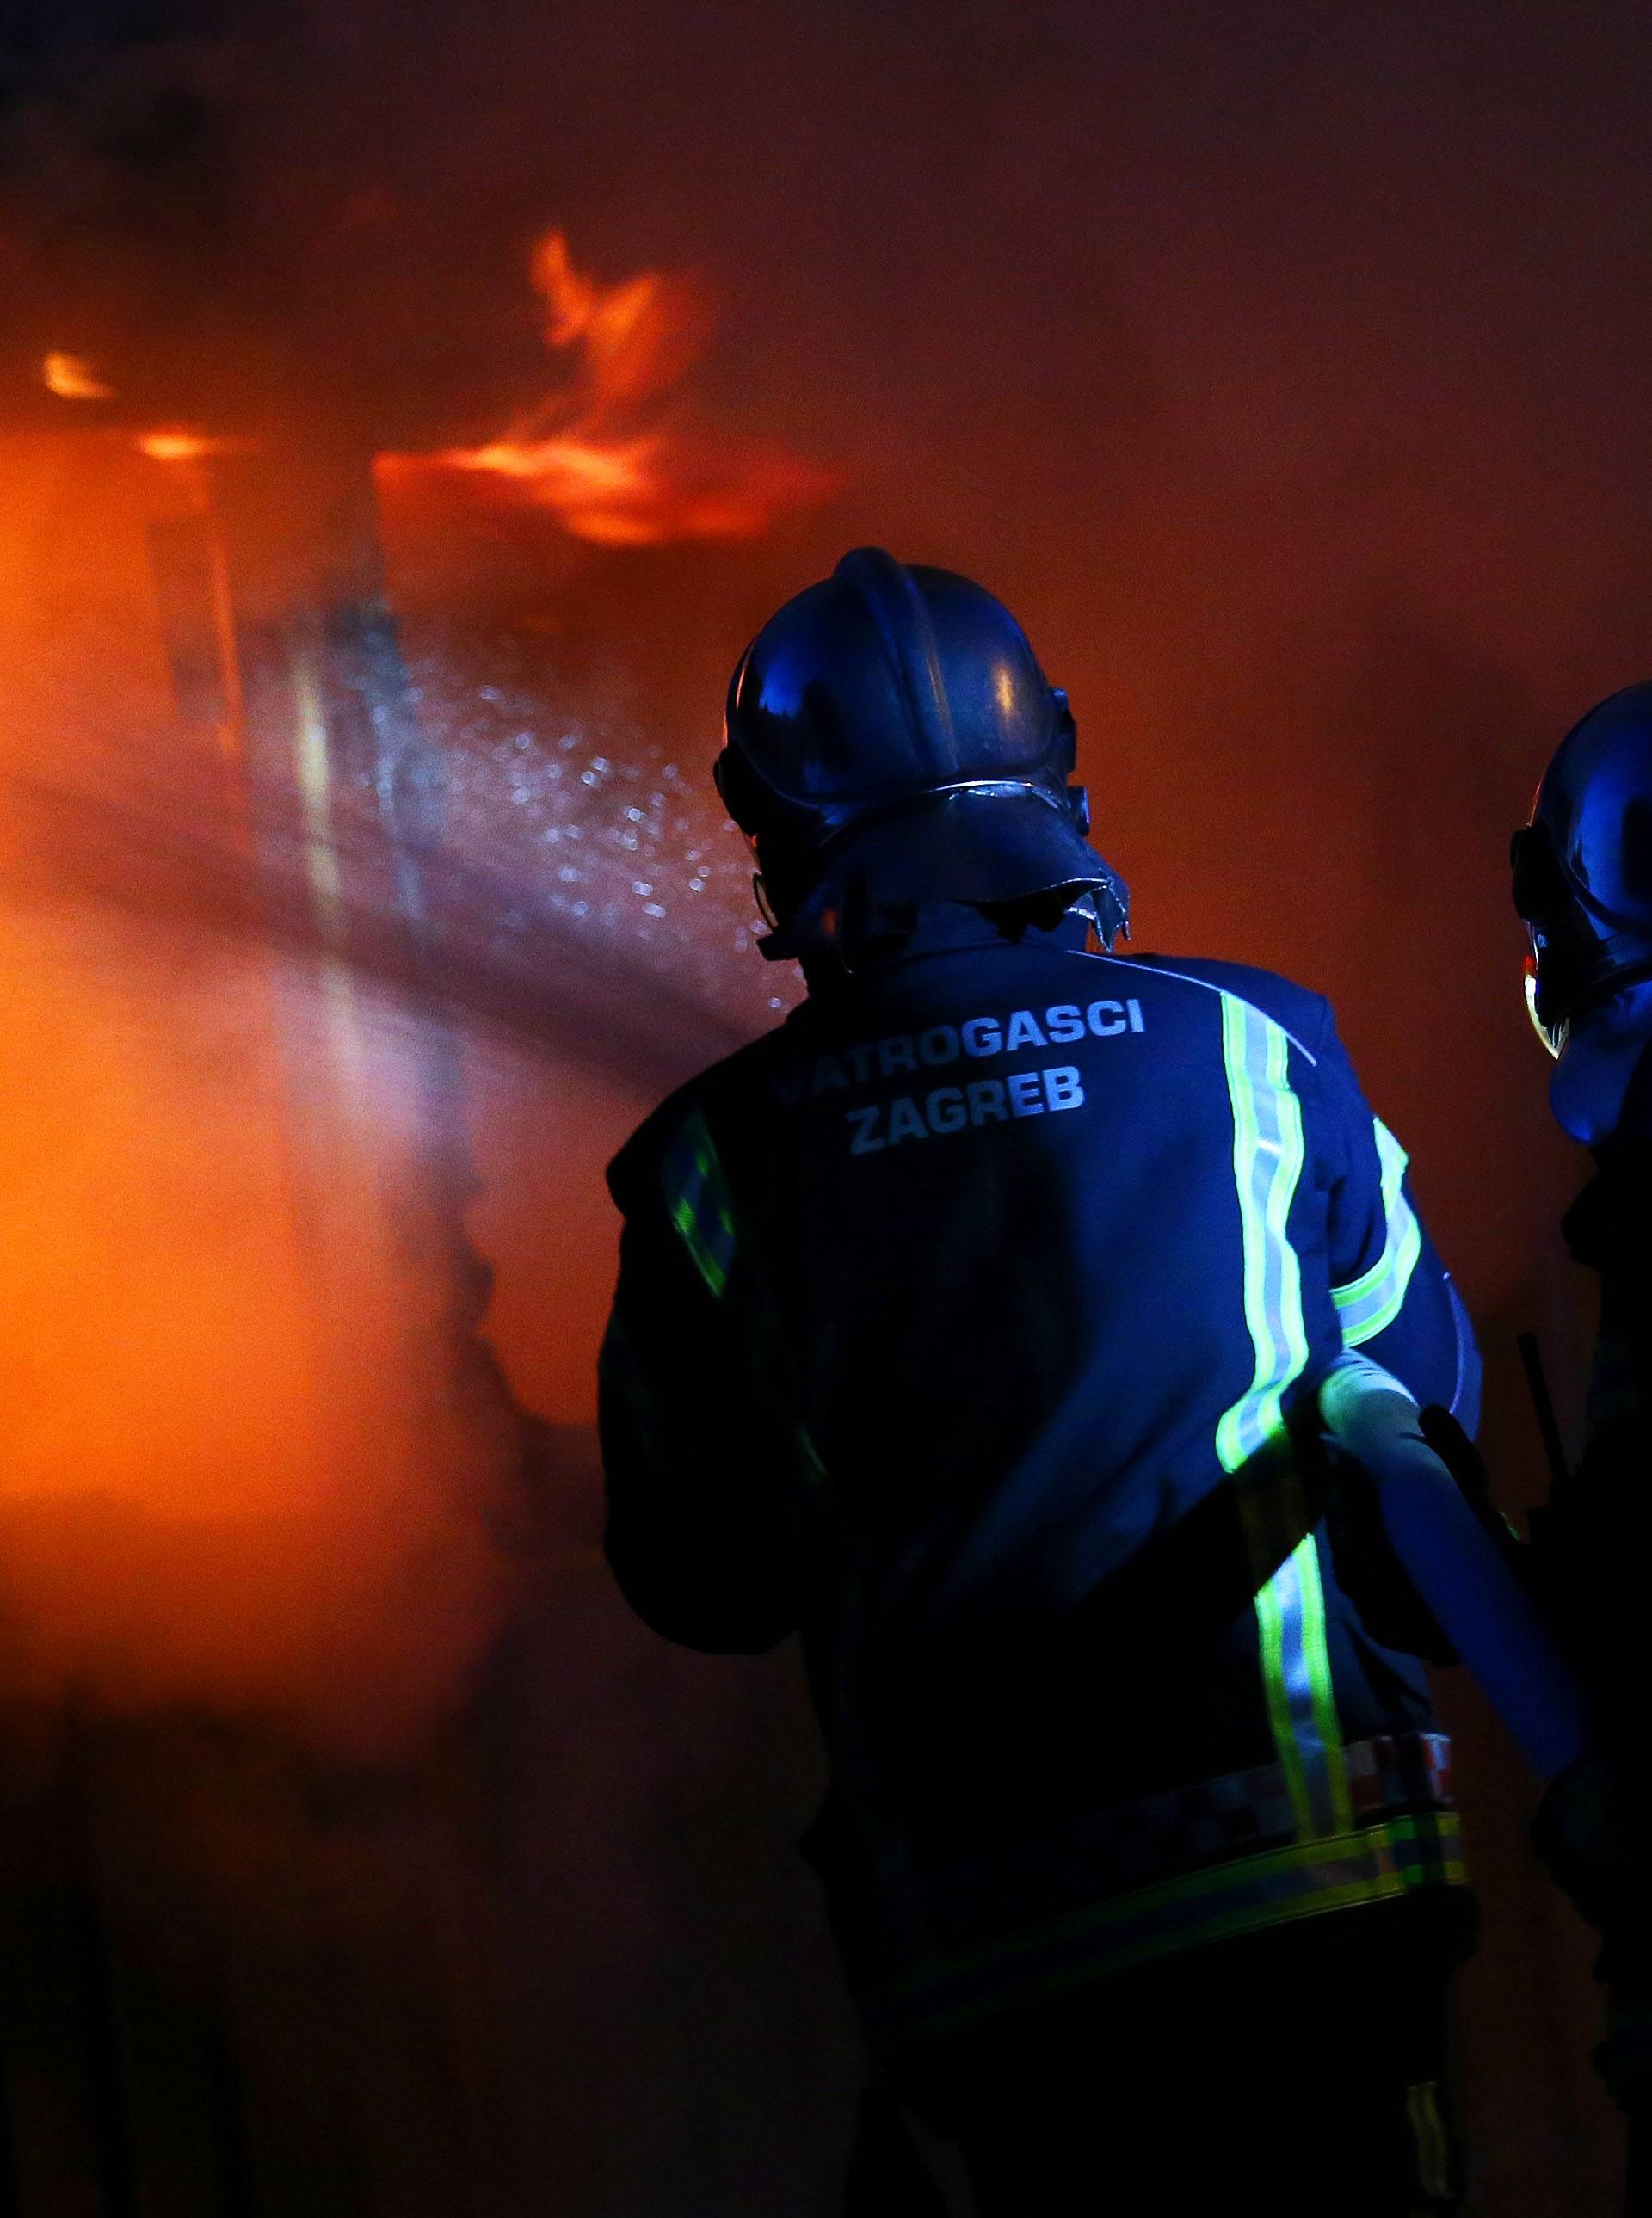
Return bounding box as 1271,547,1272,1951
1215,995,1351,1841
1333,1118,1421,1346
1405,2082,1455,2204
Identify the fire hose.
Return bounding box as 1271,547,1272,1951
1318,1353,1649,2214
1317,1352,1586,1784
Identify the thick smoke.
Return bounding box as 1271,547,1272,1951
0,0,1643,1770
0,419,786,1752
0,0,1643,1733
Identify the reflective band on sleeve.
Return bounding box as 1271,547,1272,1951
1213,995,1308,1476
1215,995,1353,1842
1333,1118,1422,1346
660,1110,737,1297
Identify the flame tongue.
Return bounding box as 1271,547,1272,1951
531,231,711,415
43,352,114,401
389,230,829,545
138,432,225,463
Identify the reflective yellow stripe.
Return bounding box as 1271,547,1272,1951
661,1110,737,1297
1297,1532,1354,1837
866,1812,1466,2043
1216,995,1351,1839
1333,1118,1422,1346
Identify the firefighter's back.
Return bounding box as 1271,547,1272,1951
599,549,1477,2211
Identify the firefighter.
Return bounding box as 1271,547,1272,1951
599,551,1571,2214
1513,681,1652,2147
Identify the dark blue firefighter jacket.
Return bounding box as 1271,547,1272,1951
600,909,1479,2057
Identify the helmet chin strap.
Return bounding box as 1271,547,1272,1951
1524,962,1563,1061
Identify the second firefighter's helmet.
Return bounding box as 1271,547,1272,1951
714,547,1128,959
1512,681,1652,1056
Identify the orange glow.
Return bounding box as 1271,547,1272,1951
385,230,830,544
43,351,114,401
529,230,711,414
137,430,248,463
0,433,519,1756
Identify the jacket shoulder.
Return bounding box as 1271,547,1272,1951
606,1027,789,1211
1127,952,1334,1063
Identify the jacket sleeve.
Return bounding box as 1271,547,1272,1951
599,1106,824,1654
1312,1006,1482,1428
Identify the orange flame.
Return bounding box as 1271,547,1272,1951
137,431,249,464
43,352,114,401
386,231,830,545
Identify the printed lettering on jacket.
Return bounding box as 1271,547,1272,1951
772,997,1146,1117
846,1065,1088,1155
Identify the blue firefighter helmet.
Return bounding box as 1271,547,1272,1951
714,547,1129,960
1512,681,1652,1058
